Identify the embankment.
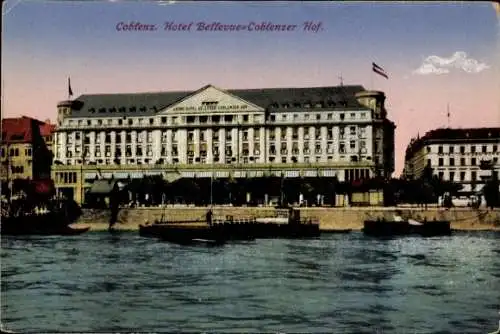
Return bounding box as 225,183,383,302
74,206,500,232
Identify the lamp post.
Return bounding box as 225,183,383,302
80,151,87,205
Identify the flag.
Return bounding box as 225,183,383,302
68,77,73,97
372,62,388,79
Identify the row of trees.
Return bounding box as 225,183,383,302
85,168,499,208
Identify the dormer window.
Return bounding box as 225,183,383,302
130,107,136,112
293,102,301,108
327,101,335,107
282,103,289,109
98,108,106,113
139,106,146,112
89,108,96,113
119,107,126,113
315,102,323,108
109,107,117,113
304,103,311,108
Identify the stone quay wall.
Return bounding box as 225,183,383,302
76,206,500,231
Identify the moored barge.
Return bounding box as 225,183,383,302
363,216,451,237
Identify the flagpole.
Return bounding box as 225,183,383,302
370,69,374,90
447,103,450,128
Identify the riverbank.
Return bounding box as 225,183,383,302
72,206,500,232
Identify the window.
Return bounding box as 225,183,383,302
426,147,431,153
460,172,465,181
471,146,476,153
471,158,476,166
493,145,498,153
340,113,345,121
449,158,455,166
460,158,466,166
438,172,444,179
449,146,454,154
281,128,287,139
471,171,477,181
438,158,443,166
449,172,455,181
460,146,465,154
438,146,443,154
350,140,356,149
482,145,487,153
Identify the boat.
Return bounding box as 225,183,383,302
140,220,229,245
251,207,321,238
322,228,353,234
1,180,85,236
1,214,89,236
139,207,320,242
363,215,451,237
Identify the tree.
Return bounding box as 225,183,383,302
483,174,500,209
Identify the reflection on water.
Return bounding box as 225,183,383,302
1,231,499,333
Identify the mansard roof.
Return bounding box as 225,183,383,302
404,127,500,161
65,84,367,118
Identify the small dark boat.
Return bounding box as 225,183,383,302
322,229,353,234
140,223,228,245
1,212,89,236
363,216,451,237
1,179,84,236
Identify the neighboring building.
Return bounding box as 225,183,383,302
403,127,500,194
1,117,55,191
53,84,396,204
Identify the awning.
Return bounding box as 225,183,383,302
88,179,119,195
164,173,183,183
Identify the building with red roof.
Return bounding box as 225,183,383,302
1,117,55,194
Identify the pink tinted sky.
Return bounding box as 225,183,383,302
2,1,499,175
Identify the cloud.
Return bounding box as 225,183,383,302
413,51,490,75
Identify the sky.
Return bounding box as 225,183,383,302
2,0,499,176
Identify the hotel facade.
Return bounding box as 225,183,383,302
403,127,500,195
52,84,395,204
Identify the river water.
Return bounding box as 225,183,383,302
1,231,499,333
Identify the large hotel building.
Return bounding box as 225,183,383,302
52,84,395,204
403,127,500,195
